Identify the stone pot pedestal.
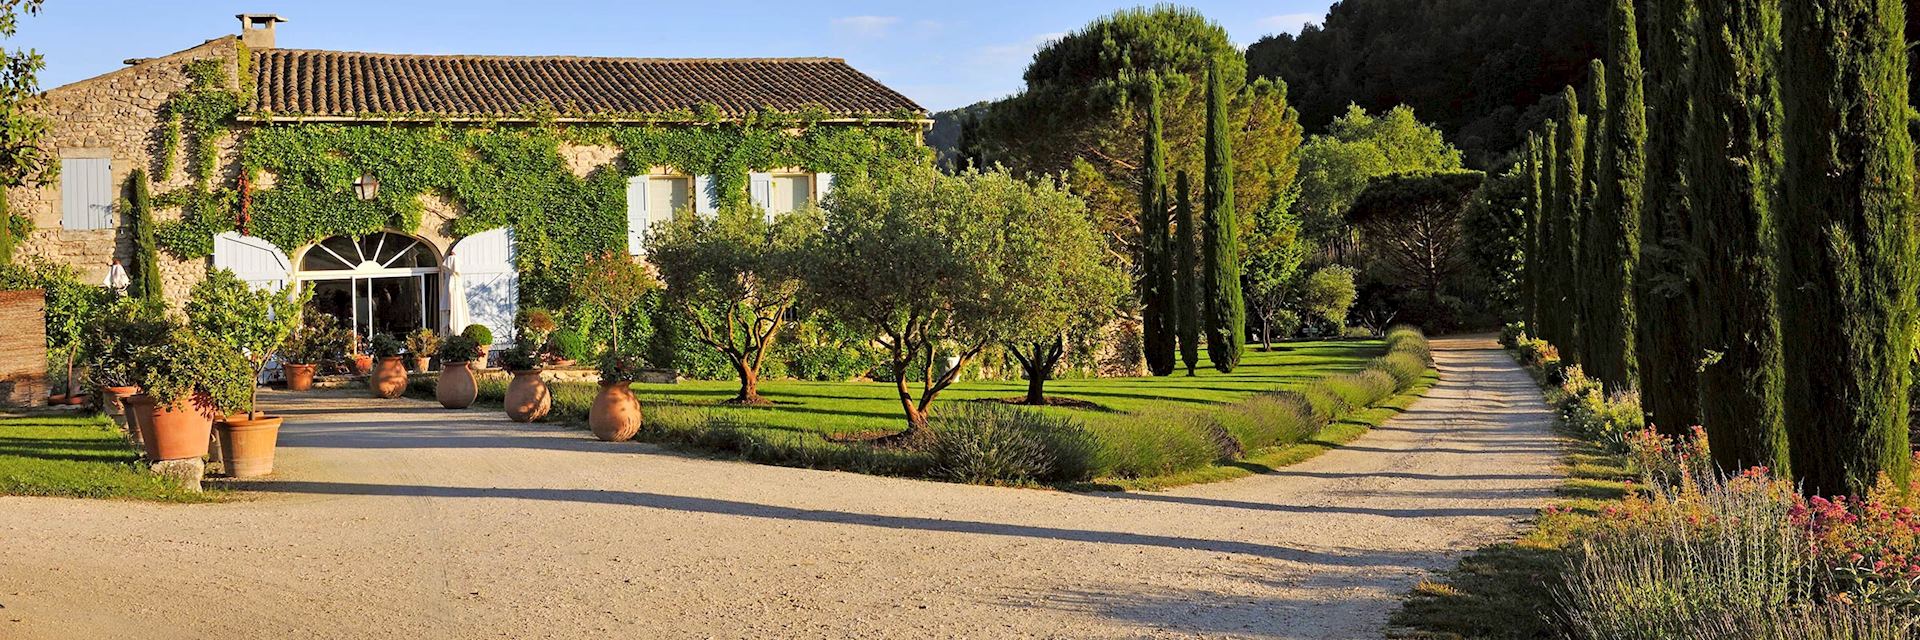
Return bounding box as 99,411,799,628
149,458,205,493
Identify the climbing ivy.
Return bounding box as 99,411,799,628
151,57,242,258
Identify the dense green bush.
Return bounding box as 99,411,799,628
549,328,591,363
1383,324,1432,363
1212,390,1324,451
929,403,1100,483
1097,408,1228,478
1369,351,1429,389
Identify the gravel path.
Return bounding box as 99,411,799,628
0,335,1559,639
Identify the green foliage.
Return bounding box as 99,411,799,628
1777,0,1917,495
1298,265,1357,332
597,349,646,382
1202,59,1244,373
0,257,106,372
929,403,1100,484
459,323,494,348
570,251,659,353
0,0,53,192
1582,0,1646,393
0,414,215,503
283,309,349,366
83,295,168,388
125,170,162,301
185,268,311,413
498,338,541,372
1687,0,1789,475
368,333,403,359
1140,75,1175,377
1548,90,1586,355
1346,170,1485,318
435,334,478,364
1292,104,1465,249
404,328,440,357
649,202,821,401
1461,163,1530,322
1634,0,1703,437
1210,389,1322,452
130,324,253,414
549,328,589,362
1174,170,1199,375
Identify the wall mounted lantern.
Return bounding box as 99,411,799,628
352,172,380,201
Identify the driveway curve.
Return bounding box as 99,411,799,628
0,335,1559,639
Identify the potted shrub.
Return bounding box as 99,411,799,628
84,296,165,422
125,325,251,463
499,338,549,422
405,328,440,372
549,327,588,367
346,333,375,375
461,324,494,364
186,268,311,478
434,334,480,409
366,333,407,398
589,349,645,441
282,311,348,391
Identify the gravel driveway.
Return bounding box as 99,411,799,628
0,335,1559,639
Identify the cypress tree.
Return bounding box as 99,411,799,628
1549,89,1586,361
1687,0,1789,474
1778,0,1916,494
0,190,13,266
130,169,161,301
1174,171,1199,376
1578,61,1609,371
1524,132,1544,332
1140,75,1175,376
1636,0,1703,435
1538,121,1560,346
1202,60,1243,372
1584,0,1648,391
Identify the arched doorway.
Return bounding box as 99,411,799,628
294,232,442,340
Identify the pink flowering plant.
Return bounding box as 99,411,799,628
1792,464,1920,607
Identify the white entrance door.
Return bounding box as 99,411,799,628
212,231,292,291
449,228,517,349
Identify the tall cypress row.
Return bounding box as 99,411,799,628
1687,0,1789,473
1550,89,1586,361
1524,132,1544,332
130,169,161,301
1174,171,1200,376
1584,0,1648,391
1578,61,1609,371
1140,75,1175,377
1636,0,1703,435
1202,60,1244,373
1778,0,1916,494
1539,120,1561,346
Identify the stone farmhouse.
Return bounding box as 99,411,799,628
11,14,928,345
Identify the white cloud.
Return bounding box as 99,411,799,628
831,16,902,39
976,31,1067,67
1255,13,1319,36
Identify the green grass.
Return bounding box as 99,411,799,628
419,338,1433,486
0,414,214,502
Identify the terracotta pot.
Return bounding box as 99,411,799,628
98,384,138,414
474,345,491,365
370,356,408,399
412,356,433,373
284,364,317,391
504,369,550,423
588,381,642,442
350,354,374,376
216,415,283,478
436,361,477,409
125,394,216,461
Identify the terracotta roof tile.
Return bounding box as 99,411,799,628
251,49,925,120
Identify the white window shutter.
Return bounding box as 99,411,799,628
625,176,650,255
694,175,718,218
749,172,774,215
815,172,835,205
61,158,112,230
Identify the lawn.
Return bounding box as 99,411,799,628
0,414,213,502
430,337,1427,485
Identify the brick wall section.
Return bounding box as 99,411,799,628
0,290,47,406
8,37,238,304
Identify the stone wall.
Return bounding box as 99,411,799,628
0,290,47,406
8,37,238,303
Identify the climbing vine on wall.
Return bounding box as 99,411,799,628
151,57,242,258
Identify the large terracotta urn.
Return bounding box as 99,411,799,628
350,354,374,376
283,364,317,391
125,394,217,461
370,356,408,399
588,381,642,442
215,415,283,478
437,362,477,409
504,369,550,423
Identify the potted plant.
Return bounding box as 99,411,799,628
589,349,645,441
549,327,588,367
499,338,549,422
185,268,311,478
461,324,494,364
125,325,251,463
84,295,164,422
282,311,348,391
405,328,440,372
516,307,557,355
346,332,375,375
368,333,407,398
434,334,480,409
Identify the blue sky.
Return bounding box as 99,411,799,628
11,1,1332,112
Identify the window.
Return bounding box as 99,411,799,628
627,174,693,255
60,157,113,230
769,174,812,214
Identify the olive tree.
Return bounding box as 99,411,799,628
801,167,1116,441
185,268,313,418
648,203,820,405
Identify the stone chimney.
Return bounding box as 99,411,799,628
237,14,285,50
